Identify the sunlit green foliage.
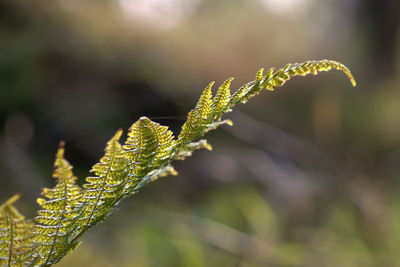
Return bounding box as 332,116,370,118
33,142,82,266
0,195,36,267
76,130,128,238
0,59,355,266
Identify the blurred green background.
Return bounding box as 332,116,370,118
1,0,400,266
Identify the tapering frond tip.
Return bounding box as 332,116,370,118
114,128,123,139
0,194,21,210
206,81,215,90
326,60,356,87
56,141,66,160
136,116,153,127
53,140,75,178
53,141,68,170
255,68,264,81
197,81,214,105
342,65,356,87
204,143,212,151
0,194,25,219
108,129,123,144
213,78,234,116
316,60,356,87
136,116,158,131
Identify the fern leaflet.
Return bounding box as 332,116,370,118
74,130,129,239
0,195,36,266
33,142,82,266
123,117,176,195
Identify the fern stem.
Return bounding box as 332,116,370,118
87,165,113,227
69,227,84,245
44,180,68,266
7,217,13,267
71,159,115,244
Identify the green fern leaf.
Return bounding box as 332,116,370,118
135,164,178,192
177,59,355,171
229,59,356,107
212,78,234,118
0,195,37,267
76,129,128,233
123,117,176,195
33,142,82,266
229,83,252,105
178,81,214,145
0,58,356,266
229,68,266,105
173,139,213,161
255,68,264,81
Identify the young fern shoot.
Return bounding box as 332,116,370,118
0,59,355,266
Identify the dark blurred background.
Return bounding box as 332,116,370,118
1,0,400,266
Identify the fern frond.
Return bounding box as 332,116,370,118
135,164,178,191
212,78,234,118
173,139,213,161
0,195,37,266
77,129,128,233
178,82,214,145
123,117,176,195
0,58,356,266
177,60,355,149
229,59,356,107
33,142,82,266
